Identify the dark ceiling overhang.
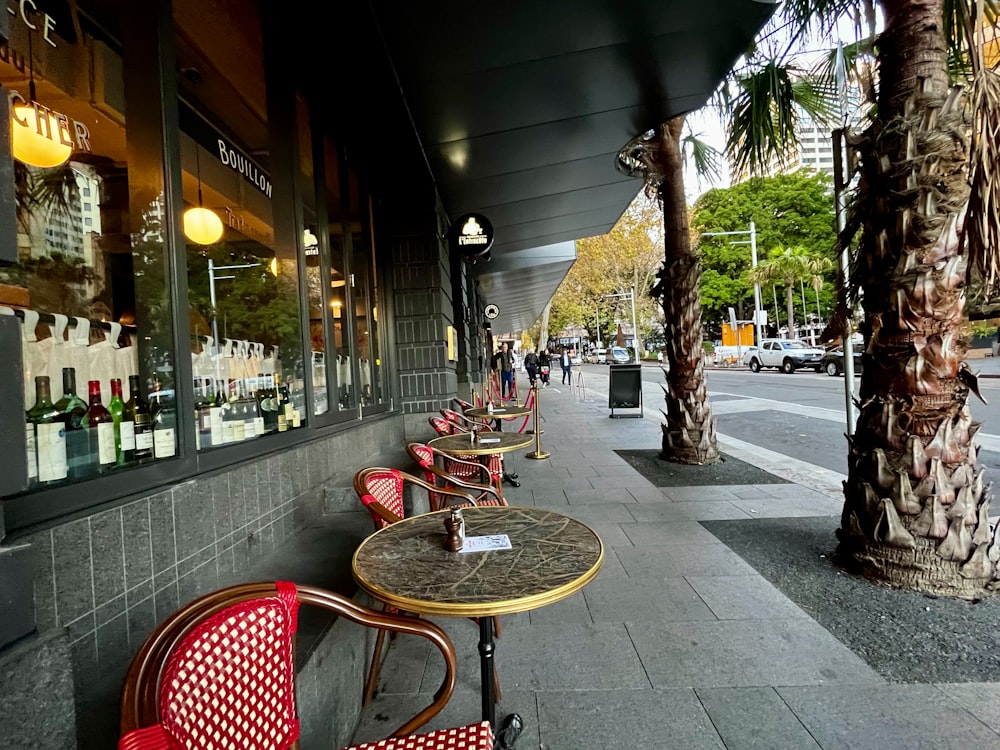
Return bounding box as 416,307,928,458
320,2,778,334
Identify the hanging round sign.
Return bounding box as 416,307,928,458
484,304,500,320
448,212,494,259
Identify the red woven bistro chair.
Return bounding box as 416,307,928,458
428,416,505,495
428,415,462,436
440,408,482,431
354,468,503,707
117,581,493,750
405,442,507,508
452,397,475,413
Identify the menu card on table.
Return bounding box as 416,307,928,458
460,534,512,553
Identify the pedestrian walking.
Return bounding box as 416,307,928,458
560,346,572,385
492,342,515,400
524,349,539,386
538,349,551,386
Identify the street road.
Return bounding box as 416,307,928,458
576,364,1000,479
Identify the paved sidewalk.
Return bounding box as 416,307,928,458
351,372,1000,749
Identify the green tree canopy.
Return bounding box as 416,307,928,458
691,170,836,334
548,194,664,347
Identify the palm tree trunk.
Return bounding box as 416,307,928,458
656,116,719,465
785,285,796,339
838,0,998,597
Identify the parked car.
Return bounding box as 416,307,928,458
610,346,630,364
821,348,863,377
744,338,824,373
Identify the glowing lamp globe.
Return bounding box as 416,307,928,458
183,206,224,245
11,104,72,168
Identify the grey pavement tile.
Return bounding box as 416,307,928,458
545,503,636,524
496,622,649,691
529,591,592,625
755,483,834,500
625,503,697,522
674,501,757,521
686,575,810,620
617,542,759,578
935,683,1000,734
52,518,95,625
537,689,725,750
621,520,724,546
587,475,639,491
565,487,637,505
696,687,821,750
583,522,633,548
90,508,125,606
584,576,717,623
779,684,1000,749
122,500,152,591
594,549,628,581
628,618,883,688
627,484,675,502
664,485,743,502
721,485,775,499
730,496,842,518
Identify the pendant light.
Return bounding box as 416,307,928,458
183,144,223,245
11,16,72,169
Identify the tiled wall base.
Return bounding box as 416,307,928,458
4,415,404,749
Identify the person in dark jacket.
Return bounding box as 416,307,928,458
524,349,539,386
492,342,515,399
538,349,551,387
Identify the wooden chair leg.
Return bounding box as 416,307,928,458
493,663,502,704
363,627,388,705
492,615,502,639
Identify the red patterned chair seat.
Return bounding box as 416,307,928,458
405,442,505,508
349,721,492,749
117,582,492,750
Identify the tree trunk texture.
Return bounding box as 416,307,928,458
785,285,796,339
657,117,720,465
839,0,999,597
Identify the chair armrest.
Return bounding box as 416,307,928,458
360,495,403,526
432,470,505,506
434,452,492,483
297,585,458,738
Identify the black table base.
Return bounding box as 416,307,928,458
479,617,523,748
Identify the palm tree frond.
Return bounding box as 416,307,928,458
966,66,1000,297
725,61,804,178
681,131,723,183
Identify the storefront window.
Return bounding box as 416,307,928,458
325,140,354,413
298,96,328,417
347,169,386,410
0,2,178,489
176,0,305,448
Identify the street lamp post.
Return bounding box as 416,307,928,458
701,222,763,346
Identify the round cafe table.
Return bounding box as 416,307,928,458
429,432,531,490
352,506,604,744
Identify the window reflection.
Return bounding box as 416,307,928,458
1,1,178,489
176,0,305,446
325,140,354,412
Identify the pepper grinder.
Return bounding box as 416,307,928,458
444,507,465,552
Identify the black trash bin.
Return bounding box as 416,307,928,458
608,363,643,418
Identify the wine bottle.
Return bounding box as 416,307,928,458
126,374,154,461
109,378,134,465
84,380,116,469
28,375,67,483
275,373,289,432
55,367,87,428
150,381,176,458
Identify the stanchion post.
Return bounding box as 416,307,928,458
525,381,550,460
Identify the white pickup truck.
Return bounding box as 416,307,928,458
743,339,825,374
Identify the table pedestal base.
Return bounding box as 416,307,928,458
478,618,523,749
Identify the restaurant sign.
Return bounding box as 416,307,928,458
448,212,493,259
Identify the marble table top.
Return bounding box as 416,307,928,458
429,432,532,456
465,405,531,419
352,506,604,617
